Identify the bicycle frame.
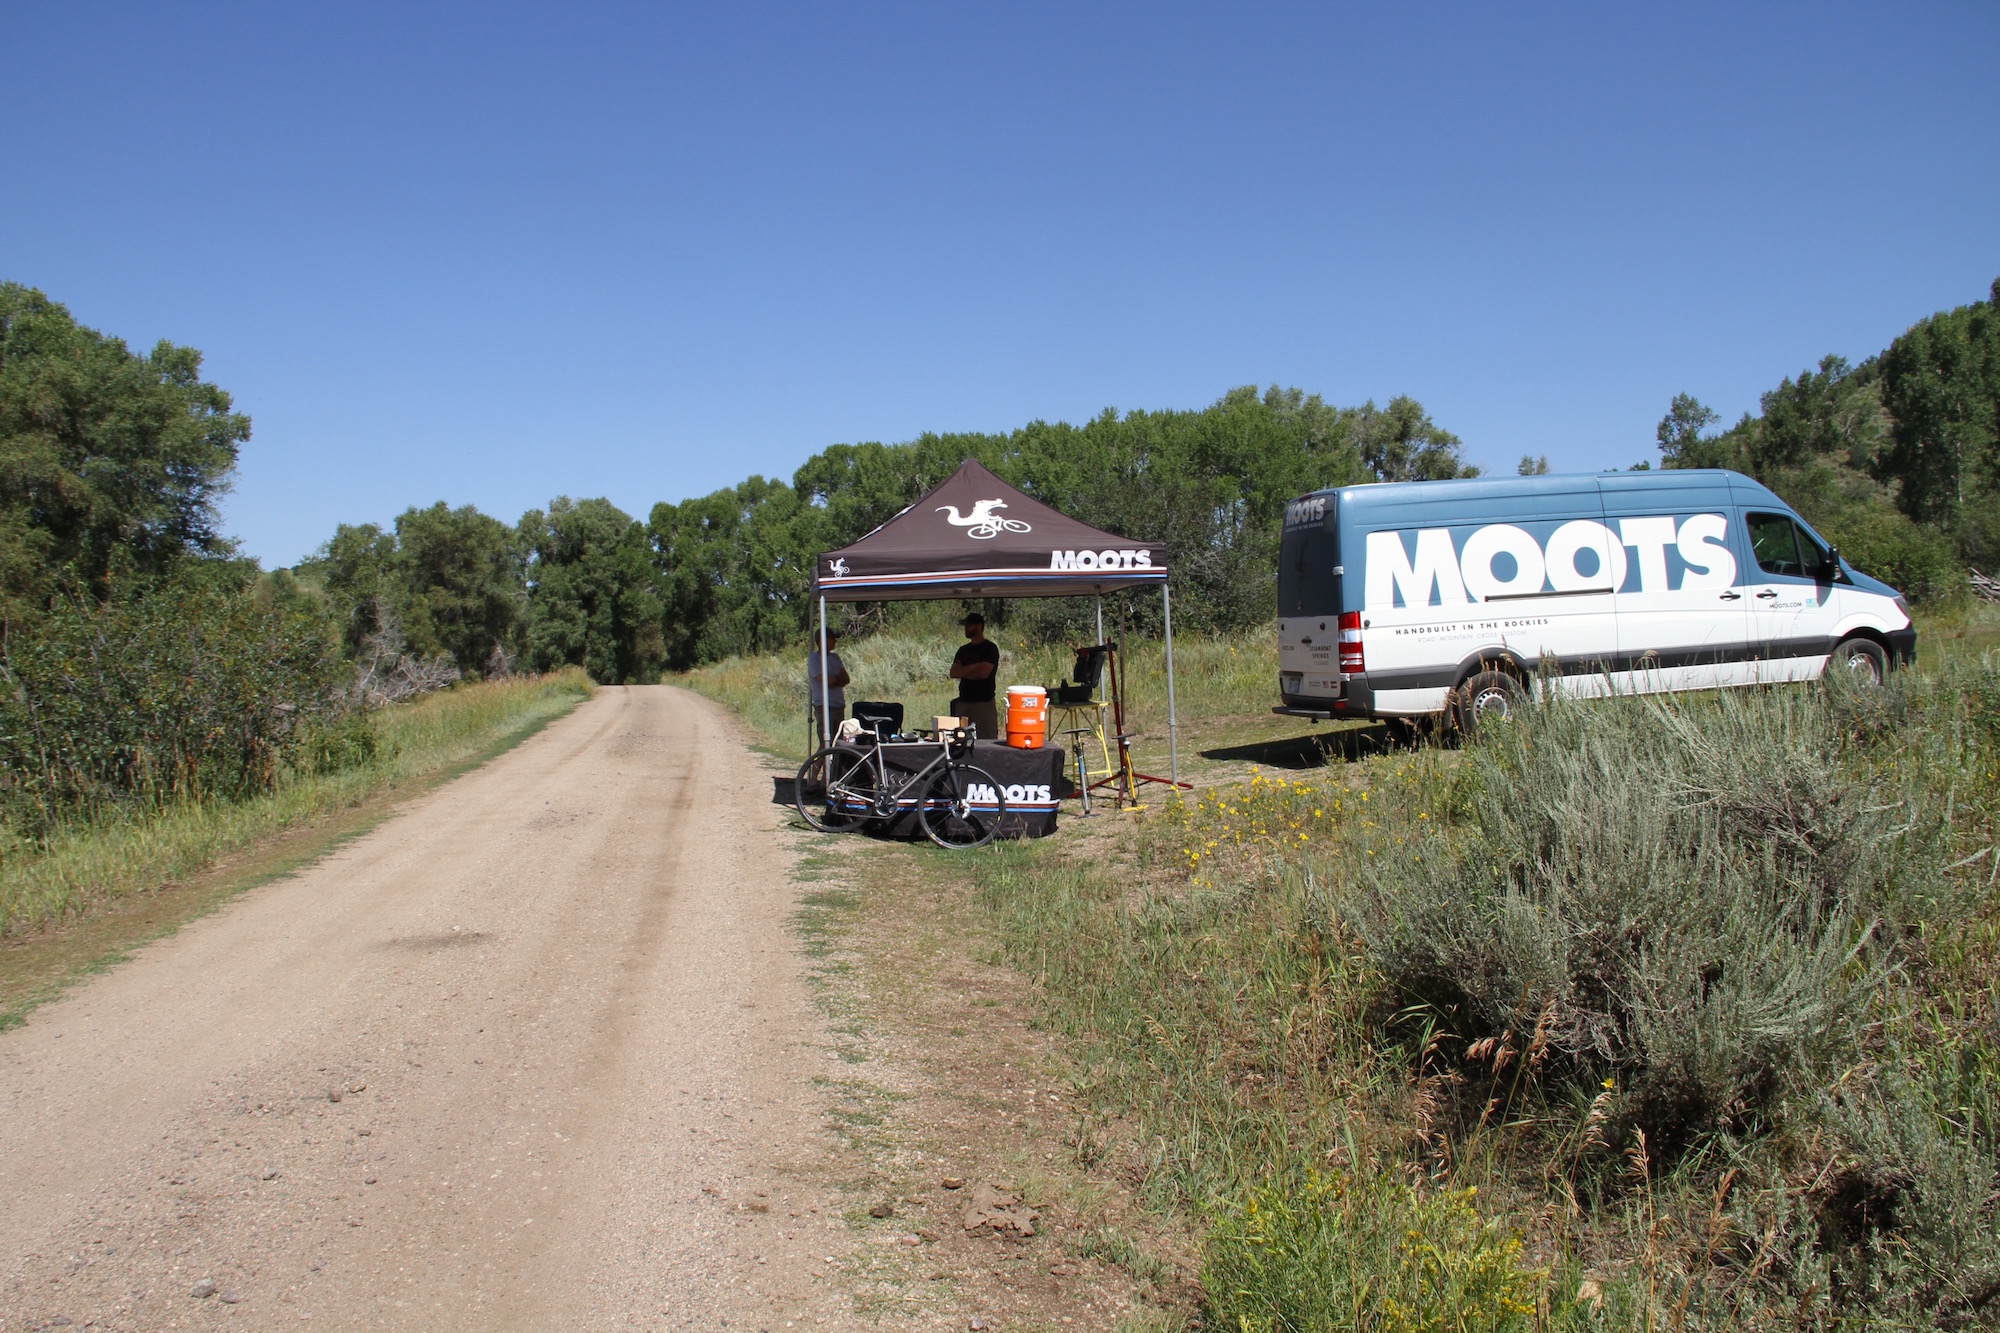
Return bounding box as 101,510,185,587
825,730,975,820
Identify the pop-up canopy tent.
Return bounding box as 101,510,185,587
809,458,1180,781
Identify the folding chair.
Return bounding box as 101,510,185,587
850,701,904,741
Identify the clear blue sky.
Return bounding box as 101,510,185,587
4,4,1996,567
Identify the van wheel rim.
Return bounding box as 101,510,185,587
1845,650,1882,684
1472,688,1512,719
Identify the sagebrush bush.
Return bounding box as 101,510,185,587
1335,682,1950,1147
1314,667,2000,1325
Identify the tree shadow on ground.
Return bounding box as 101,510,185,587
1198,723,1413,769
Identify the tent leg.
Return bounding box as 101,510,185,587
1095,595,1103,646
818,596,830,749
1163,584,1178,786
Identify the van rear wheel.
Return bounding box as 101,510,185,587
1831,636,1888,686
1453,670,1524,739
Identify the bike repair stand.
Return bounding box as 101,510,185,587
1089,596,1192,810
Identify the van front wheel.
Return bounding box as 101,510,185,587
1454,670,1524,738
1831,636,1888,686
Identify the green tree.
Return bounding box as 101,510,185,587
0,283,250,630
999,386,1380,633
1351,395,1478,484
1754,356,1886,474
392,502,523,674
299,504,526,675
1656,392,1727,469
1655,282,2000,603
299,522,399,658
521,497,666,684
650,476,814,667
1877,279,2000,530
646,384,1458,664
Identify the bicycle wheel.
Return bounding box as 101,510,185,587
795,747,872,833
919,763,1006,849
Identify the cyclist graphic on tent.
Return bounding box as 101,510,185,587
936,498,1033,539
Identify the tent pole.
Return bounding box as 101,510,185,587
818,595,830,749
1095,595,1103,646
1163,584,1179,785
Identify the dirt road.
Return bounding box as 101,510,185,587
1,686,867,1331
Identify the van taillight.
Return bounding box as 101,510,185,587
1338,612,1364,674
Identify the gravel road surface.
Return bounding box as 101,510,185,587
1,686,863,1330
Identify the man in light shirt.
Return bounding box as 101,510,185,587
807,630,850,740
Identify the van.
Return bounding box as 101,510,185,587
1275,469,1917,733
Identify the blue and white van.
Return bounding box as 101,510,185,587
1276,470,1917,732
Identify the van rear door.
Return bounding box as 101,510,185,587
1277,497,1342,707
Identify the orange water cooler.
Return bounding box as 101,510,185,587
1004,685,1048,749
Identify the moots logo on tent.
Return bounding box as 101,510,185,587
1049,549,1154,571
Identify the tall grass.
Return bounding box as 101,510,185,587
0,669,593,935
0,574,346,836
680,625,1276,764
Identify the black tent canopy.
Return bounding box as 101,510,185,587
813,459,1169,601
809,459,1179,780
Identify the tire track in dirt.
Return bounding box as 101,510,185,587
0,685,867,1330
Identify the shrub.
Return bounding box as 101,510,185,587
0,575,344,836
296,714,381,775
1204,1171,1552,1332
1334,681,1950,1150
1819,500,1968,609
1752,1057,2000,1325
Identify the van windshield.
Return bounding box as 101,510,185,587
1279,524,1341,617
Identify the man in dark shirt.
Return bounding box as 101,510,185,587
948,612,1002,739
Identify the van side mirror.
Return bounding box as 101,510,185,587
1822,546,1843,580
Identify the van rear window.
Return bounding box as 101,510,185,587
1279,527,1340,617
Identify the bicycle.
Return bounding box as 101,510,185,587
794,725,1009,849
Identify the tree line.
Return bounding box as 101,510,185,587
326,272,1996,681
4,272,1995,720
293,388,1478,680
299,495,666,688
